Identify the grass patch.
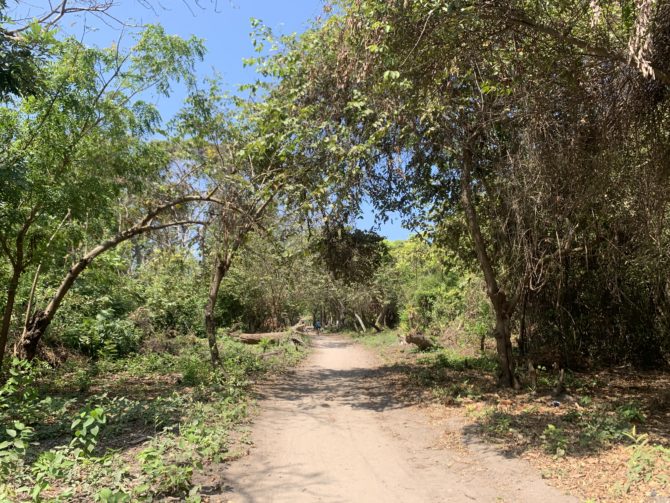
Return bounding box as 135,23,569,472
349,329,401,350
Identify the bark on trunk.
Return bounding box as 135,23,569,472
1,216,32,372
460,147,518,388
204,254,230,366
0,267,22,370
15,251,95,360
16,310,49,362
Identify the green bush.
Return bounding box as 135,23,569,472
542,424,568,456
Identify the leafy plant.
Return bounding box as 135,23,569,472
621,427,670,493
70,406,107,456
617,402,647,423
541,424,568,457
0,421,34,476
138,442,196,496
95,487,131,502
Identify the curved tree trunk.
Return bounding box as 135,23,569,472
460,147,519,388
14,209,206,361
204,253,230,366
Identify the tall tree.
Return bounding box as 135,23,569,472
265,0,670,382
1,26,205,366
172,81,289,365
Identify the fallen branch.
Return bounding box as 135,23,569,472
238,332,305,347
404,331,434,350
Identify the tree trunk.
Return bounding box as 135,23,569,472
1,216,33,373
373,310,385,332
519,289,528,357
15,243,103,360
460,147,518,388
353,312,366,332
204,254,230,366
13,210,204,360
0,266,22,371
16,310,50,362
238,332,304,346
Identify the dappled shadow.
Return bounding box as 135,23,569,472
351,334,670,464
255,364,422,412
220,461,335,503
249,336,423,413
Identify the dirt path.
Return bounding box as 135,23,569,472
222,335,576,502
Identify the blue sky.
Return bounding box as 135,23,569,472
12,0,410,239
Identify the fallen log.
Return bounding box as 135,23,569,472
260,349,283,358
291,320,313,334
238,332,305,347
404,331,434,350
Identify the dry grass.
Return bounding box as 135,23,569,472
361,331,670,502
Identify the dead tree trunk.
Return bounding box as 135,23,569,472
354,312,367,333
461,147,519,388
405,331,434,350
204,253,230,366
373,310,385,332
238,332,304,346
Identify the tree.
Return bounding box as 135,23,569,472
14,192,218,361
0,0,121,101
0,25,205,367
171,81,289,365
265,0,670,383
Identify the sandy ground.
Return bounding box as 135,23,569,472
221,335,577,503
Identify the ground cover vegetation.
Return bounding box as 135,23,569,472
1,0,669,501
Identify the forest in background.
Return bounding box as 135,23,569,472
1,0,669,500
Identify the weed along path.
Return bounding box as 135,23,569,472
222,335,575,503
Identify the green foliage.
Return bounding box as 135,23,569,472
617,402,647,424
0,420,33,479
138,441,196,496
620,427,670,494
95,487,131,503
137,250,205,337
313,227,390,285
179,357,215,387
0,332,306,500
385,238,492,342
263,0,670,370
0,358,44,417
70,406,107,456
410,349,498,388
541,424,568,457
63,310,142,359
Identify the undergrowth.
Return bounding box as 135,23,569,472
0,335,306,501
357,328,670,501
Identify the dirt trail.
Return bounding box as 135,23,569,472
222,335,576,502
